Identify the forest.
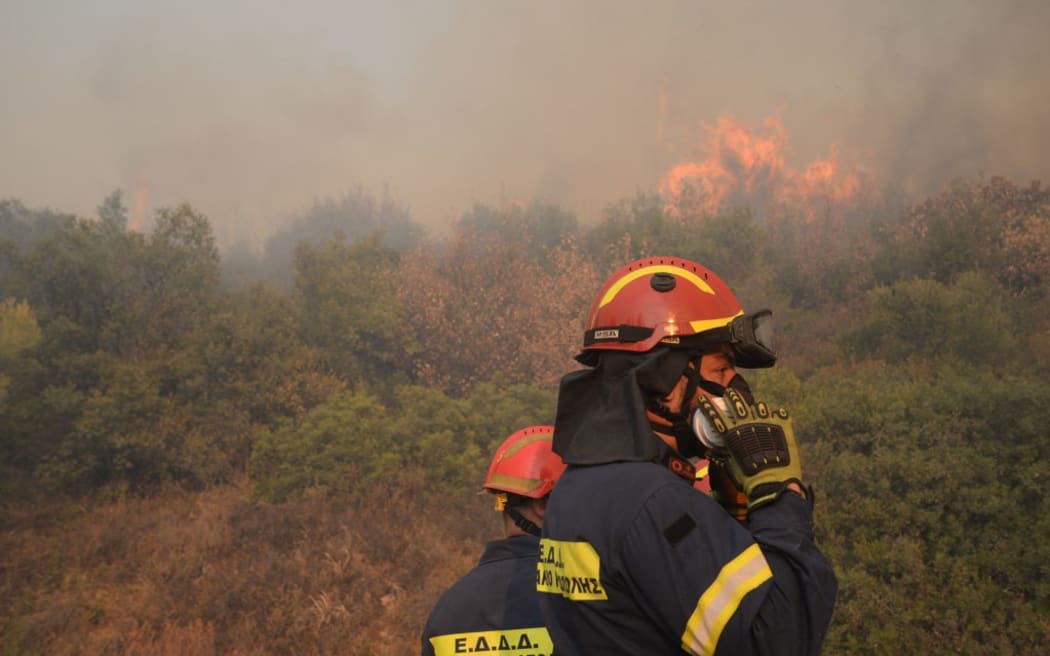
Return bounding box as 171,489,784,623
1,175,1048,655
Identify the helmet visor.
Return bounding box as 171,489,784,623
728,309,777,368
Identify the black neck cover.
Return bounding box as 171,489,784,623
553,348,693,465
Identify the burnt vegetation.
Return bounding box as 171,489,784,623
1,177,1049,654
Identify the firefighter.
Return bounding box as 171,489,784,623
537,256,837,655
421,426,567,656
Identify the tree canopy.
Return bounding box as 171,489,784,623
1,176,1047,652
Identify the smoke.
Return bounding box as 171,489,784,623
1,0,1047,247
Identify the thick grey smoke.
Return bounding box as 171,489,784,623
1,0,1047,246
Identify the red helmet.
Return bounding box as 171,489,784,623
580,256,776,367
483,425,566,499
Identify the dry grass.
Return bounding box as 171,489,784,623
0,470,491,655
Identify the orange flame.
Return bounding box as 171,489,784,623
659,115,862,220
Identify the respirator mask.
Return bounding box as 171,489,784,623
690,373,755,456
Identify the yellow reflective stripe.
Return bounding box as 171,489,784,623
502,431,553,459
688,311,743,335
429,627,553,656
694,464,709,480
486,473,543,493
593,264,716,326
680,543,772,656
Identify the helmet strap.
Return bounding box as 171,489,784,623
697,372,755,405
506,506,541,537
647,356,705,458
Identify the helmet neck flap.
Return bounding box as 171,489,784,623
553,347,694,465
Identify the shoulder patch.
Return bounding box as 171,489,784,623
663,513,696,546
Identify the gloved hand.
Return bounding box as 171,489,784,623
694,389,808,510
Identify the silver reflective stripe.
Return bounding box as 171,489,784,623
680,543,772,656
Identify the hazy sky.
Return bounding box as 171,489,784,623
2,0,1048,247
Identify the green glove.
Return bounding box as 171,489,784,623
695,389,808,510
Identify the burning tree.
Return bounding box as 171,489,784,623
659,115,865,224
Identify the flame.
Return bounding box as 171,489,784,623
659,115,862,220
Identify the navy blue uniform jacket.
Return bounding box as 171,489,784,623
422,535,554,656
537,462,837,655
